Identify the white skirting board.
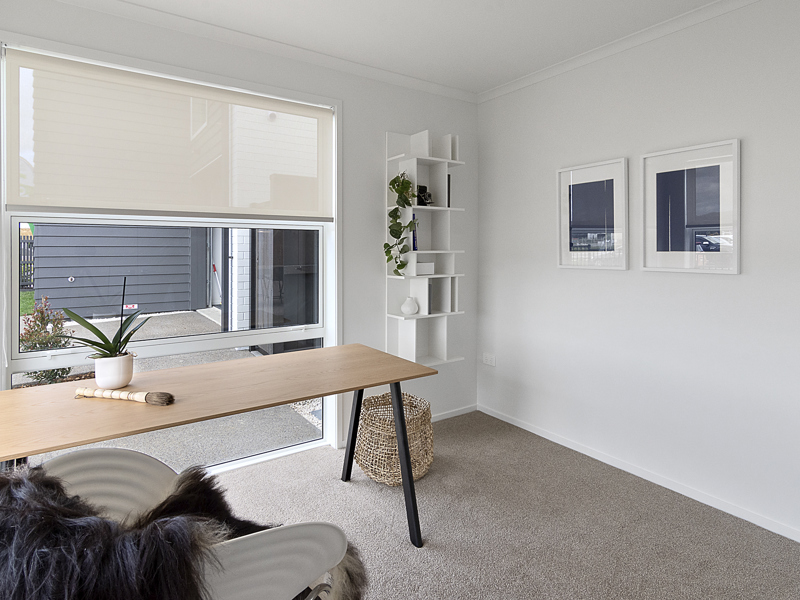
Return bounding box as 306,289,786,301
335,404,477,448
432,404,477,423
477,405,800,544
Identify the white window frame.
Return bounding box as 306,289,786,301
8,213,331,366
0,42,344,462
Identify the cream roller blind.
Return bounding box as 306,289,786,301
5,49,334,219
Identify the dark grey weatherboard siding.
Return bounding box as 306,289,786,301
33,225,206,318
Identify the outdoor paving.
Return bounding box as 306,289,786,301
67,308,220,346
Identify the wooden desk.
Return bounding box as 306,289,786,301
0,343,437,547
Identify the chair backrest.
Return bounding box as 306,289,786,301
207,522,348,600
44,447,178,522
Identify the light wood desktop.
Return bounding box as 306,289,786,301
0,343,437,546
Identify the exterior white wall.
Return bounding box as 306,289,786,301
477,0,800,541
232,229,250,330
0,0,480,440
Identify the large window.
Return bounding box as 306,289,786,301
16,222,320,347
2,47,338,466
12,218,325,365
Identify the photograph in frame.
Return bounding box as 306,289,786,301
557,158,628,270
642,140,740,274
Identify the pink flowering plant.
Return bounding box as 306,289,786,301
19,296,73,385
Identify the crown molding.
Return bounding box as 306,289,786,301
43,0,766,106
477,0,764,104
53,0,478,104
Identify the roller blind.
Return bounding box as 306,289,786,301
4,49,334,219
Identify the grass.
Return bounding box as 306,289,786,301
20,290,34,316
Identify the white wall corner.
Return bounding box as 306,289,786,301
476,0,765,103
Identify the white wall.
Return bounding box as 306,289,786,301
477,0,800,541
0,0,480,436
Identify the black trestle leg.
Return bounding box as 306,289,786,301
389,381,423,547
341,389,364,481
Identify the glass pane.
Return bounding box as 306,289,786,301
19,342,324,470
569,179,615,252
656,166,721,252
18,223,320,353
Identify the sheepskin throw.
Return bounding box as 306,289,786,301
0,464,367,600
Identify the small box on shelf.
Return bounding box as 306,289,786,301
416,262,435,275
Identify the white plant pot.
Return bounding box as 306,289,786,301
94,353,134,389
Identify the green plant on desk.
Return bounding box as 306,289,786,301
62,307,148,359
60,278,149,359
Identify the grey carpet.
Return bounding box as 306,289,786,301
216,411,800,600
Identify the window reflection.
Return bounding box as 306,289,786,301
656,166,721,252
18,223,320,352
569,179,615,252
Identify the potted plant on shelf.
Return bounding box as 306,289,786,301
384,171,418,276
61,277,150,389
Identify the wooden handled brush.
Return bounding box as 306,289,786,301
75,387,175,406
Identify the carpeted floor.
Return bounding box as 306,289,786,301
216,411,800,600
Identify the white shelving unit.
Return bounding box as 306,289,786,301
385,130,465,367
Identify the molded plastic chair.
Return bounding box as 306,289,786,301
44,447,179,522
206,521,348,600
44,448,348,600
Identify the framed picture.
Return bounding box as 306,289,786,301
557,158,628,270
642,139,739,274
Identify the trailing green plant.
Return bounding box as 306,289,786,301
19,296,73,385
61,277,150,359
384,172,418,276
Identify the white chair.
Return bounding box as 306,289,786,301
44,447,179,522
207,521,347,600
43,448,348,600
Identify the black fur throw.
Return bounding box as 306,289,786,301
0,465,225,600
131,466,275,538
0,464,367,600
133,466,367,600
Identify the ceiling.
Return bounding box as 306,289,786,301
56,0,740,98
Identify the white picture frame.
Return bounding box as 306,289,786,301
557,158,628,270
642,139,740,274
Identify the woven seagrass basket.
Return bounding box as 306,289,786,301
354,392,433,486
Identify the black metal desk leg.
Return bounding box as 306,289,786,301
341,389,364,481
390,381,423,547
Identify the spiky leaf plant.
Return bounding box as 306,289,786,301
61,277,150,358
